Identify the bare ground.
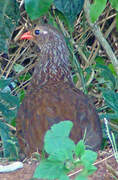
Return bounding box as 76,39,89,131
0,150,118,180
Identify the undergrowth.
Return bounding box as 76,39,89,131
0,1,118,179
33,121,98,180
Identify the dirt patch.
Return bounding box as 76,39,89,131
0,151,117,180
0,162,37,180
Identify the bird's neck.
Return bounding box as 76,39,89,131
32,43,72,86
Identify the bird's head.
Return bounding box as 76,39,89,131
20,24,70,82
20,25,67,53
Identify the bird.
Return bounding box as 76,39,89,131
16,24,102,156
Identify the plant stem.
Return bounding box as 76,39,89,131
84,0,118,74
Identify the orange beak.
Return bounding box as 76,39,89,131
20,31,33,40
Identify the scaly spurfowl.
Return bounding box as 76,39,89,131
16,25,102,156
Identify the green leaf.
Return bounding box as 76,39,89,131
102,89,118,112
0,92,19,107
44,121,75,161
59,174,70,180
54,10,73,32
81,150,97,164
54,0,84,24
46,121,73,137
0,91,19,122
0,121,12,157
0,103,16,122
100,112,118,120
75,140,85,157
108,63,117,76
73,74,79,85
95,56,106,65
116,13,118,31
109,0,118,11
85,67,92,83
86,164,97,175
95,60,116,88
5,139,19,160
25,0,53,20
75,174,88,180
17,89,26,103
33,160,67,179
0,78,12,90
13,63,25,73
90,0,107,22
80,164,97,176
0,0,20,52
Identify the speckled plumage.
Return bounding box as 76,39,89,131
16,25,102,156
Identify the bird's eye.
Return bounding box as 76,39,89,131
34,29,40,35
33,24,36,27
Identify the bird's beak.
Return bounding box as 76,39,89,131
20,31,33,40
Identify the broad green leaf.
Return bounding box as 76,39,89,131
33,160,66,179
0,91,19,122
90,0,107,22
100,70,115,89
95,56,106,65
109,0,118,11
0,78,12,90
54,10,73,32
5,139,19,160
95,61,116,88
75,174,88,180
86,164,97,175
0,92,19,107
44,121,75,161
102,89,118,112
75,140,85,157
45,121,73,137
59,173,70,180
81,150,97,164
0,103,16,122
0,0,20,52
54,0,84,24
13,64,25,73
25,0,53,20
80,163,97,176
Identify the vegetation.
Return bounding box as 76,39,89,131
34,121,97,180
0,0,118,179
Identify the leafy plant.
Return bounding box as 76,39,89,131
33,121,97,180
0,0,20,52
54,0,84,24
100,89,118,120
24,0,84,25
25,0,53,20
90,0,118,22
0,78,20,158
0,78,19,122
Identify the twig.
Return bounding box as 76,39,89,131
68,153,114,177
105,162,118,179
84,0,118,74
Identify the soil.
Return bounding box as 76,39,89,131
0,150,117,180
